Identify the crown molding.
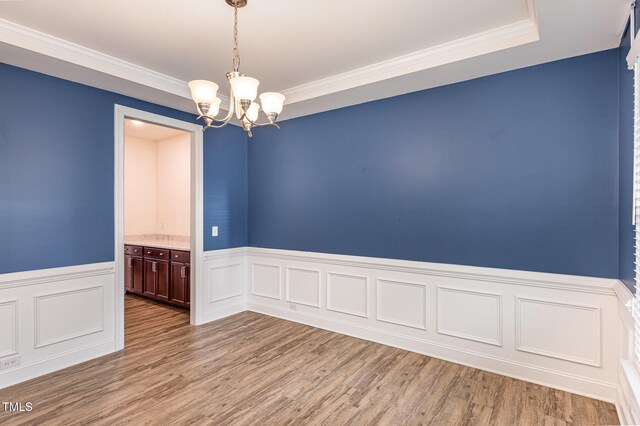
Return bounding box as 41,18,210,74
0,17,232,109
0,8,538,115
281,17,539,105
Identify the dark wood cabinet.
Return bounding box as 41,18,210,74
125,244,190,309
124,245,143,295
170,261,190,307
143,258,169,302
124,254,143,295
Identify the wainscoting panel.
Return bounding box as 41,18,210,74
34,286,104,348
516,297,601,366
0,299,18,358
251,263,281,300
613,281,638,425
326,272,368,318
202,249,247,323
437,286,502,346
208,263,243,303
246,247,620,402
286,268,321,308
377,279,427,330
0,262,116,389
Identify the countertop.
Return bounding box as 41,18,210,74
124,237,190,251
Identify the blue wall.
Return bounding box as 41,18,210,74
0,63,247,274
619,25,636,291
249,50,620,278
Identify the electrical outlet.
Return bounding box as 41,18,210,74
289,303,297,311
0,356,21,370
211,226,219,237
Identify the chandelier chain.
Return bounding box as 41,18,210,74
232,4,240,71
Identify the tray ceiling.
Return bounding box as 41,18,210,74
0,0,630,120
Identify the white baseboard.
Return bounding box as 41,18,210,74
246,247,620,403
0,340,116,389
249,301,616,402
199,302,247,324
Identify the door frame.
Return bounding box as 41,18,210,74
114,105,204,350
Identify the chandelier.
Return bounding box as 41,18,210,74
188,0,285,137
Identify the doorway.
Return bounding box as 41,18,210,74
114,105,204,350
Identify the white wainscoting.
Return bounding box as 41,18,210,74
246,247,620,402
201,248,247,323
614,281,639,425
0,262,116,389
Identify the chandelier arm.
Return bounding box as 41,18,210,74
203,120,232,130
244,118,281,129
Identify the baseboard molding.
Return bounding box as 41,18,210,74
246,247,620,403
0,340,116,389
248,301,616,402
198,302,247,325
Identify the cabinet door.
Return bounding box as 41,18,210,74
131,256,144,294
170,262,189,306
143,259,158,298
124,255,133,292
156,261,170,302
185,264,190,306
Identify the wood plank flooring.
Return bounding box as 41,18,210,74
0,295,619,425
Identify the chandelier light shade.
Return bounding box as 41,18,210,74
260,92,286,115
230,76,259,102
188,80,219,105
188,0,284,137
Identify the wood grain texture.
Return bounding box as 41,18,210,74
0,295,619,425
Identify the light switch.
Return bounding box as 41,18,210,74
211,226,219,237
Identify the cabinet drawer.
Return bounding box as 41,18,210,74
124,245,143,256
144,247,170,260
171,250,191,263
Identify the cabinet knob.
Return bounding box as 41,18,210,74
160,253,164,256
147,252,151,255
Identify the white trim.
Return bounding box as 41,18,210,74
33,286,105,349
113,105,205,350
0,262,115,288
0,18,231,109
246,247,619,402
628,34,640,70
376,278,428,330
245,247,618,295
208,263,244,303
0,340,115,390
0,13,536,116
515,297,602,367
0,18,190,100
250,263,282,300
248,301,616,402
285,267,322,308
0,299,18,358
326,271,369,318
280,18,538,105
436,286,503,347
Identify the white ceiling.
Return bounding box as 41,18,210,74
0,0,631,121
125,119,188,141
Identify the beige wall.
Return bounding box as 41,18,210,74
157,134,191,236
124,136,157,235
124,133,190,237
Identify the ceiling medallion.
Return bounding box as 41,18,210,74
188,0,284,137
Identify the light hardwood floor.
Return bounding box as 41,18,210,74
0,295,619,425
